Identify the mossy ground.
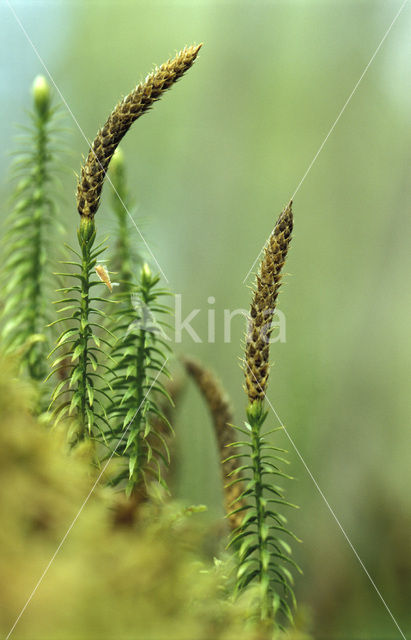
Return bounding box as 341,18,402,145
0,355,309,640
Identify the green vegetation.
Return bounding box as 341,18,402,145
1,76,60,385
0,45,311,640
2,6,409,639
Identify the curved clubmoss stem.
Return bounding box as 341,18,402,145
183,357,246,531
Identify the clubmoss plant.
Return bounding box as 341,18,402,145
106,262,173,496
112,376,186,526
48,217,113,441
0,47,305,638
244,202,293,402
106,147,175,497
109,147,139,292
50,45,201,445
183,356,247,531
228,201,301,627
76,44,202,219
1,76,61,383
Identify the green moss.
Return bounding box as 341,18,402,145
0,356,309,640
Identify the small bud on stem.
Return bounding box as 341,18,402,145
32,75,51,117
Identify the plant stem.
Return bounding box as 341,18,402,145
107,262,171,495
249,408,270,620
110,151,134,291
77,217,95,439
27,103,50,380
130,327,146,488
127,269,152,493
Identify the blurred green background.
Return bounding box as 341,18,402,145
1,0,410,637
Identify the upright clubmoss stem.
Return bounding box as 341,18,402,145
248,403,270,620
245,202,293,403
28,77,52,380
127,262,151,492
130,327,147,485
77,216,95,439
109,148,134,291
1,73,62,400
29,122,46,378
229,203,297,626
49,215,109,440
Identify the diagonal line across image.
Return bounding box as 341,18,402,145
242,0,409,285
6,0,171,283
5,358,170,640
244,362,407,640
